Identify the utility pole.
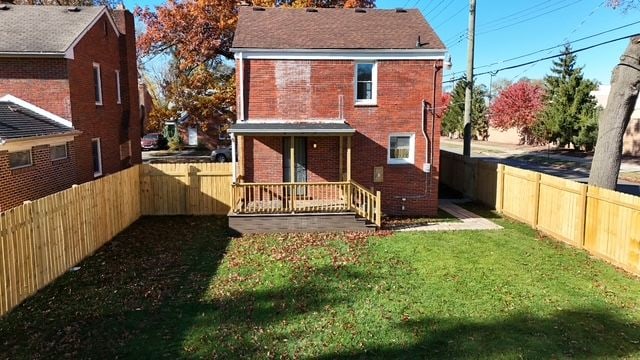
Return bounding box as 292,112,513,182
462,0,476,157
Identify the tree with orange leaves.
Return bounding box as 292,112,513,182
136,0,375,133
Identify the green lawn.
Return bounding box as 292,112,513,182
1,212,640,359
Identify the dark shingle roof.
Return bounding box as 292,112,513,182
0,5,106,55
0,100,74,139
232,7,445,50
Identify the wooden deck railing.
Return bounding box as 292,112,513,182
232,181,382,227
349,180,382,227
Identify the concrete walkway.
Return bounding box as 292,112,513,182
397,200,502,232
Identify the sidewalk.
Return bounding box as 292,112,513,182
397,200,502,232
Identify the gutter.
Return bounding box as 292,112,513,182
0,52,65,58
0,130,82,143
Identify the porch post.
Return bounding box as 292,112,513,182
289,135,296,212
237,135,244,181
339,136,344,181
231,133,237,183
346,135,352,181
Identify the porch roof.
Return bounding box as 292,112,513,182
228,122,355,136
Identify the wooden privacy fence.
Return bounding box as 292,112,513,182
0,166,140,316
440,150,640,276
140,163,232,215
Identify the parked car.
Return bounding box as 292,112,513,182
141,133,167,150
211,146,232,162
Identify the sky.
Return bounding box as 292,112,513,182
125,0,639,90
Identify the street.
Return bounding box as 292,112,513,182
440,137,640,196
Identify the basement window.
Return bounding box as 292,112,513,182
51,143,68,160
388,133,415,165
93,63,103,106
355,62,377,105
9,149,33,169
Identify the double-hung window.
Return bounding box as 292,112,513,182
93,63,103,105
355,62,377,105
115,70,121,104
92,138,103,177
388,133,415,165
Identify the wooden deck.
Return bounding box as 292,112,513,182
231,181,382,227
229,212,375,234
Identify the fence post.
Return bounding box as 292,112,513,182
532,173,541,228
496,164,504,213
187,166,199,215
576,183,588,248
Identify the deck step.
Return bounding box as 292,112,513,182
229,212,374,234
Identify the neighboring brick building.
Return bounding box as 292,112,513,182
0,95,80,211
0,5,141,195
229,7,446,220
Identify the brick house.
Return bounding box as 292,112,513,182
228,7,446,232
0,4,141,198
0,95,81,211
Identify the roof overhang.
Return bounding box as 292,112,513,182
0,130,81,152
233,48,447,60
228,122,356,136
0,52,65,58
0,94,73,127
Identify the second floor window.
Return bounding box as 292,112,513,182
355,62,377,105
93,63,103,106
115,70,121,104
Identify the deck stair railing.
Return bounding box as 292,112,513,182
232,180,381,226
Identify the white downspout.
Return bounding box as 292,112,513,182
237,52,244,121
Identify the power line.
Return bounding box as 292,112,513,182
434,3,467,28
443,0,571,47
443,32,640,84
510,1,605,80
449,19,640,77
424,0,446,17
429,0,456,22
476,0,583,36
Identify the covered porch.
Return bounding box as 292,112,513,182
228,122,381,228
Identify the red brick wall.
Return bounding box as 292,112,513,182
67,11,140,183
244,136,283,183
0,58,72,119
113,9,142,166
240,59,442,215
0,11,140,187
0,142,77,212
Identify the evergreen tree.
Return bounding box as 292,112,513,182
441,81,489,139
536,44,599,149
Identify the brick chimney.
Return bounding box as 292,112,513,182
112,5,142,164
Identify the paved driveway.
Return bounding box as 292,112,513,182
141,149,214,163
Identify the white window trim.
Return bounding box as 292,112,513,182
354,61,377,106
9,149,33,170
50,143,68,161
92,138,103,177
93,63,103,106
115,70,121,104
387,133,415,165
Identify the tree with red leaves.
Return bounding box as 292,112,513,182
489,81,545,144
